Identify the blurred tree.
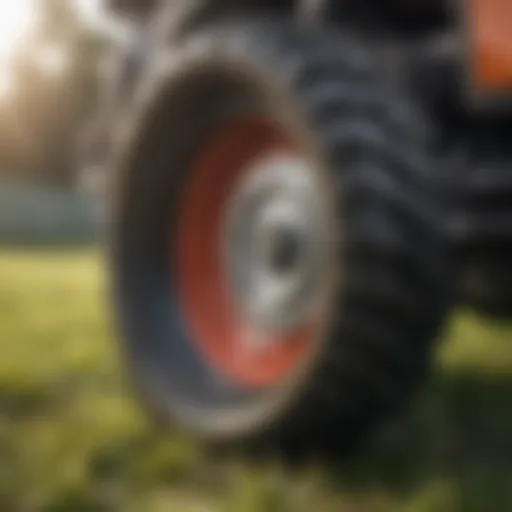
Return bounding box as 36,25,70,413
0,0,112,187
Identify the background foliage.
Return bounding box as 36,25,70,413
0,0,111,187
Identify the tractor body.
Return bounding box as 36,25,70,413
91,0,512,458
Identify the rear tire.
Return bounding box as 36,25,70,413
455,157,512,319
109,18,450,457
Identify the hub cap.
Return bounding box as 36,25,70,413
176,118,332,389
224,155,328,338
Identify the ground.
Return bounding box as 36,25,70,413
0,250,511,512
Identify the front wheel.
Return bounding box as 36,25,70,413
109,18,450,456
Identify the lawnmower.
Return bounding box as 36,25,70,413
87,0,512,456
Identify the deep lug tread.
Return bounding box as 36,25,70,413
455,153,512,318
111,18,449,458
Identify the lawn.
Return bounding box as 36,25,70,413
0,250,511,512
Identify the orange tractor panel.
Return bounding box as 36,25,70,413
468,0,512,93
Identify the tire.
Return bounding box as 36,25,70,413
460,256,512,319
455,155,512,319
109,17,450,457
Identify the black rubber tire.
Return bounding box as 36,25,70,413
109,18,450,458
459,256,512,319
455,158,512,319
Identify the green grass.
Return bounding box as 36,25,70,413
0,250,511,511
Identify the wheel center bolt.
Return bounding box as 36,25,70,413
262,226,301,275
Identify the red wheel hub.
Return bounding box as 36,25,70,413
176,118,321,389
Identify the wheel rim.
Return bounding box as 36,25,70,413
175,118,333,389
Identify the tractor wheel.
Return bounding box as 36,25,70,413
109,18,450,456
454,145,512,319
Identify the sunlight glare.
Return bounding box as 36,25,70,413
36,45,70,76
0,0,36,65
0,73,13,97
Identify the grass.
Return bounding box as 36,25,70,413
0,249,511,511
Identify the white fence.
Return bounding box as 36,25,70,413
0,183,103,246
